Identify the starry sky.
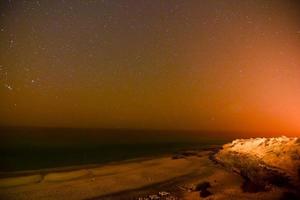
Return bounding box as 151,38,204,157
0,0,300,136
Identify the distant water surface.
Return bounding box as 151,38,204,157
0,127,229,172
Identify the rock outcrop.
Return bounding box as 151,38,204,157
215,136,300,189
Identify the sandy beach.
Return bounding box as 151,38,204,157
0,149,286,200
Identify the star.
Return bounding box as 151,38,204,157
9,39,14,48
4,84,13,90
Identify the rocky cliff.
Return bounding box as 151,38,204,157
215,136,300,189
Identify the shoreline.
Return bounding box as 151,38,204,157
0,154,170,179
0,146,220,179
0,149,216,198
0,147,287,200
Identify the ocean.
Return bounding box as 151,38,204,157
0,127,228,172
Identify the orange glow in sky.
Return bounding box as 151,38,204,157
0,1,299,137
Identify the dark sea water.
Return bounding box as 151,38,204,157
0,127,229,172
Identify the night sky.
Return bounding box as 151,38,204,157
0,0,300,136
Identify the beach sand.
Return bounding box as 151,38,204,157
0,150,285,200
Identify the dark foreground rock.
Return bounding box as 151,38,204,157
193,181,213,198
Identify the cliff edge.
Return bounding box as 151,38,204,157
215,136,300,189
